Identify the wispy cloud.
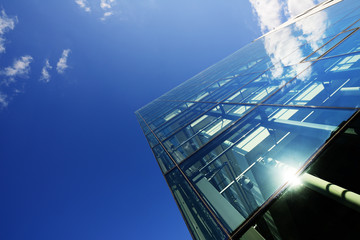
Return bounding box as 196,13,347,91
40,59,52,82
100,0,115,10
101,11,114,21
0,55,33,109
0,10,18,54
249,0,283,34
248,0,324,81
287,0,318,18
3,55,33,78
75,0,91,12
56,49,71,74
100,0,116,21
0,92,8,108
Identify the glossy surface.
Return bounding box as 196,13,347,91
136,0,360,239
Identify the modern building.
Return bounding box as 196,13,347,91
136,0,360,239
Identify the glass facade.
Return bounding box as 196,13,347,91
136,0,360,239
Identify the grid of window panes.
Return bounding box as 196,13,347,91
136,0,360,239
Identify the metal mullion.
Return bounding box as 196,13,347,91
155,102,221,143
149,102,209,134
158,101,253,146
138,112,233,239
145,101,188,128
308,46,360,63
259,103,358,111
301,29,354,63
198,123,262,173
171,115,224,152
255,60,316,106
174,63,316,172
147,73,234,132
315,28,359,60
215,41,314,104
157,99,219,104
175,105,260,169
230,109,360,240
136,114,200,240
301,9,360,63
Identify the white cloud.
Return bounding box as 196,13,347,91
249,0,283,33
100,0,115,10
3,55,33,77
287,0,316,18
56,49,71,74
75,0,91,12
0,56,33,109
100,0,116,20
40,59,52,82
0,10,17,53
0,92,8,108
101,11,114,21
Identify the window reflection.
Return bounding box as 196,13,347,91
163,104,253,163
166,168,227,240
266,52,360,108
179,106,354,232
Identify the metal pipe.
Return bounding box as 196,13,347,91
301,173,360,213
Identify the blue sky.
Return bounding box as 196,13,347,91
0,0,320,239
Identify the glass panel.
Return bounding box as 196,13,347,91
225,64,310,104
139,100,180,127
135,113,151,135
201,73,261,103
166,168,227,240
152,144,175,174
155,103,215,141
145,132,158,148
323,29,360,57
179,106,354,233
148,102,204,130
163,104,254,163
266,52,360,108
253,112,360,240
305,30,355,61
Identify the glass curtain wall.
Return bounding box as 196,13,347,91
136,0,360,239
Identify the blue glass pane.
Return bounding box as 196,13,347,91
155,102,216,141
148,102,205,130
266,52,360,108
348,18,360,29
152,144,175,173
166,168,228,240
179,106,354,232
305,30,355,61
201,73,261,103
225,63,311,104
135,113,151,135
139,100,180,126
324,29,360,57
163,104,254,163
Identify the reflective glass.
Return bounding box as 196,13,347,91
225,63,311,104
305,30,355,61
324,29,360,57
152,144,174,173
155,102,216,141
163,104,254,163
148,102,203,130
201,73,261,103
266,52,360,108
348,19,360,29
136,1,360,238
139,100,179,126
179,106,354,233
166,168,227,240
135,113,151,135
